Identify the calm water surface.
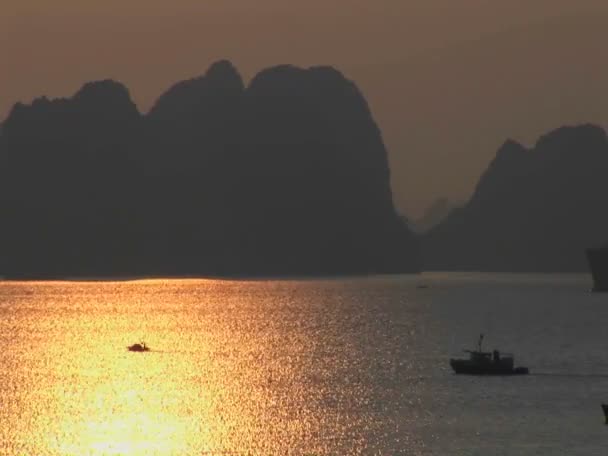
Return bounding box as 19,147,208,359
0,273,606,455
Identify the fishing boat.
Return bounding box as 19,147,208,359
450,334,529,375
127,342,149,352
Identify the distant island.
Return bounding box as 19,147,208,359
409,198,460,234
0,61,421,278
424,124,608,272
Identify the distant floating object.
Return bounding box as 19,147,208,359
416,285,429,289
587,247,608,292
450,334,529,375
602,404,608,424
127,342,149,352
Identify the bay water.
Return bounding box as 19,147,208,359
0,273,605,455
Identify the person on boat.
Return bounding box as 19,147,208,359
493,349,500,362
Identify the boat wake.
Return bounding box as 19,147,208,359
530,372,608,379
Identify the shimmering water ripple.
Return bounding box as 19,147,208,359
0,273,606,455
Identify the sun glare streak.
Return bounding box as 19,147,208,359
1,278,423,454
19,282,249,455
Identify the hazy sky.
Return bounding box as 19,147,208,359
3,0,608,216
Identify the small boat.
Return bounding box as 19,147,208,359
450,334,529,375
602,404,608,424
127,342,149,352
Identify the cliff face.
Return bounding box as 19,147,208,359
220,64,419,274
0,81,142,276
424,124,608,272
0,61,420,277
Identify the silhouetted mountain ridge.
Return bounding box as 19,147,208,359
148,60,244,121
347,13,608,216
0,61,420,277
424,124,608,272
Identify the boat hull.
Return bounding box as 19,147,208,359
450,359,529,375
587,247,608,292
127,344,149,352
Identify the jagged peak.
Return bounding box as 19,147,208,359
74,79,132,101
468,138,530,204
495,139,528,159
72,79,139,115
247,64,359,100
6,102,26,120
205,59,244,91
2,96,70,132
31,96,51,107
148,61,244,118
5,96,69,117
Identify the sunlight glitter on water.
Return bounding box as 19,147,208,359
0,274,603,455
2,279,380,455
1,280,253,454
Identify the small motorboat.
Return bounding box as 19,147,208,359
601,404,608,424
450,334,529,375
127,342,149,352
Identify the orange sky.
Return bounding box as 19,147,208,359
3,0,608,216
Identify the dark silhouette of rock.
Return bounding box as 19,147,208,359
136,60,247,274
0,61,420,277
220,64,419,275
424,124,608,272
348,14,608,218
0,80,142,277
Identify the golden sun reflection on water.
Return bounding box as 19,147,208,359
0,277,430,455
1,274,605,455
6,280,275,455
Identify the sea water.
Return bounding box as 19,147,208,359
0,273,605,455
